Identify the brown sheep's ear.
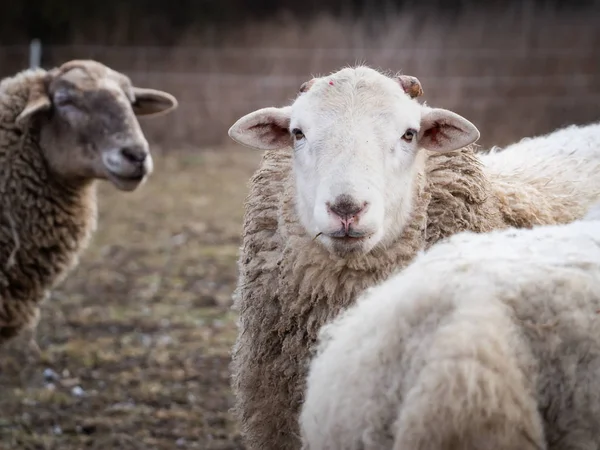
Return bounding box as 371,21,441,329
16,81,52,128
131,87,178,117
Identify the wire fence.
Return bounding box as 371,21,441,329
1,43,598,150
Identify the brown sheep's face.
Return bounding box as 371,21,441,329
16,59,178,191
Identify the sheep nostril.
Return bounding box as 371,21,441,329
327,195,368,219
120,146,147,164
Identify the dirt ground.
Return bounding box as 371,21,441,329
0,148,263,449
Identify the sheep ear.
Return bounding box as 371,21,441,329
16,82,52,128
228,106,292,150
419,108,480,153
132,87,178,117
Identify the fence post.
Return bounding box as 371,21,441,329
29,39,42,69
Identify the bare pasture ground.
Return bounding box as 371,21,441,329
0,148,261,449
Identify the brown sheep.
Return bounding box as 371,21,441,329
0,59,177,344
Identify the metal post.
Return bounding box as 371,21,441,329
29,39,42,69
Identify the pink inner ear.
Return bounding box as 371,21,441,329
423,121,462,147
424,122,442,145
248,122,289,147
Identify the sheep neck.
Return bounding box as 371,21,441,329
0,80,98,310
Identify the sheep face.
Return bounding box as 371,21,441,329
229,66,480,257
16,59,177,191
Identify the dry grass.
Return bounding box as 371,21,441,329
0,147,262,450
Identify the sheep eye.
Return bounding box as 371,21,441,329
402,128,416,142
292,128,305,140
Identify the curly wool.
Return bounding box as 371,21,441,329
232,124,600,450
232,146,498,450
0,69,97,343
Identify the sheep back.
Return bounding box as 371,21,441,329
300,217,600,449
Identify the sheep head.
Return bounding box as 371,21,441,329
299,73,424,98
229,66,480,257
16,59,178,192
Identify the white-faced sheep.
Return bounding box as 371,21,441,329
0,59,177,344
300,202,600,450
227,65,600,450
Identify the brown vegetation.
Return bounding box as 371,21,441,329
0,149,259,449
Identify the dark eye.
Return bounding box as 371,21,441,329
292,128,305,140
402,128,417,142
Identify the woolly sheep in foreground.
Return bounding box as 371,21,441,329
300,203,600,450
0,59,177,344
227,65,600,450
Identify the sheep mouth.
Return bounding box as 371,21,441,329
330,236,367,243
106,169,147,191
325,229,370,240
323,230,373,255
325,234,372,257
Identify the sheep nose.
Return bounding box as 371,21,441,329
327,195,368,229
120,145,148,164
328,195,366,217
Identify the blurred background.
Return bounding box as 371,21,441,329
1,0,599,149
0,1,599,449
